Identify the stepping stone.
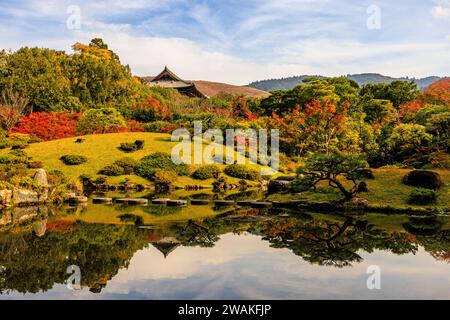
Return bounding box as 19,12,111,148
152,198,171,204
166,200,187,207
250,202,273,208
190,199,210,205
236,200,256,206
214,200,235,207
92,197,112,204
127,198,148,205
68,196,88,204
115,198,130,204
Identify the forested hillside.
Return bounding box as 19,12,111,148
248,73,442,92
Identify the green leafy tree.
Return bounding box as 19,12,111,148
0,47,72,111
387,123,432,155
360,98,395,125
295,153,368,200
77,107,126,134
426,111,450,152
360,81,419,109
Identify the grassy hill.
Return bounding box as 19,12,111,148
21,132,269,187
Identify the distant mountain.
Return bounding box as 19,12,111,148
248,73,443,92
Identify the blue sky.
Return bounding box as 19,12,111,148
0,0,449,84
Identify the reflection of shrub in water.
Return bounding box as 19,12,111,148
141,205,182,216
118,214,143,225
189,193,212,200
403,215,443,236
224,189,263,201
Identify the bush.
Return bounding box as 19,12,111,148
119,140,145,153
6,134,31,148
135,152,190,179
133,97,172,122
60,154,87,165
28,160,44,169
224,164,260,181
0,154,28,165
10,111,81,141
99,157,138,176
153,170,177,188
77,108,126,134
135,140,145,150
407,188,439,205
403,170,442,190
192,165,222,180
113,157,137,174
119,142,137,153
98,164,124,176
144,121,172,133
10,176,39,190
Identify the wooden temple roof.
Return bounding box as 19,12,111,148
147,67,207,98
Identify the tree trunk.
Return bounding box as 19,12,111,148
330,178,353,200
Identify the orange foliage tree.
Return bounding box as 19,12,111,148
420,78,450,106
268,99,348,156
134,97,172,122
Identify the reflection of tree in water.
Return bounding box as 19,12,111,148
0,211,448,295
0,222,149,294
404,215,450,263
172,219,229,248
260,216,418,267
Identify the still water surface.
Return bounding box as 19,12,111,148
0,200,449,299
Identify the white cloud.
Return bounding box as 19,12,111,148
79,31,449,83
1,0,449,84
432,0,450,19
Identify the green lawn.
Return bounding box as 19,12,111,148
20,132,267,187
267,168,450,210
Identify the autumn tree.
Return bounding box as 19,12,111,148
268,99,350,156
133,97,172,122
420,78,450,106
0,90,29,130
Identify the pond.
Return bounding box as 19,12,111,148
0,194,449,299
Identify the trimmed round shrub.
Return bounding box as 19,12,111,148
403,170,442,190
153,170,178,188
119,142,137,153
192,164,222,180
135,140,145,150
98,164,125,176
407,188,439,205
113,157,138,174
60,154,87,165
224,164,260,181
99,158,138,176
135,152,190,179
